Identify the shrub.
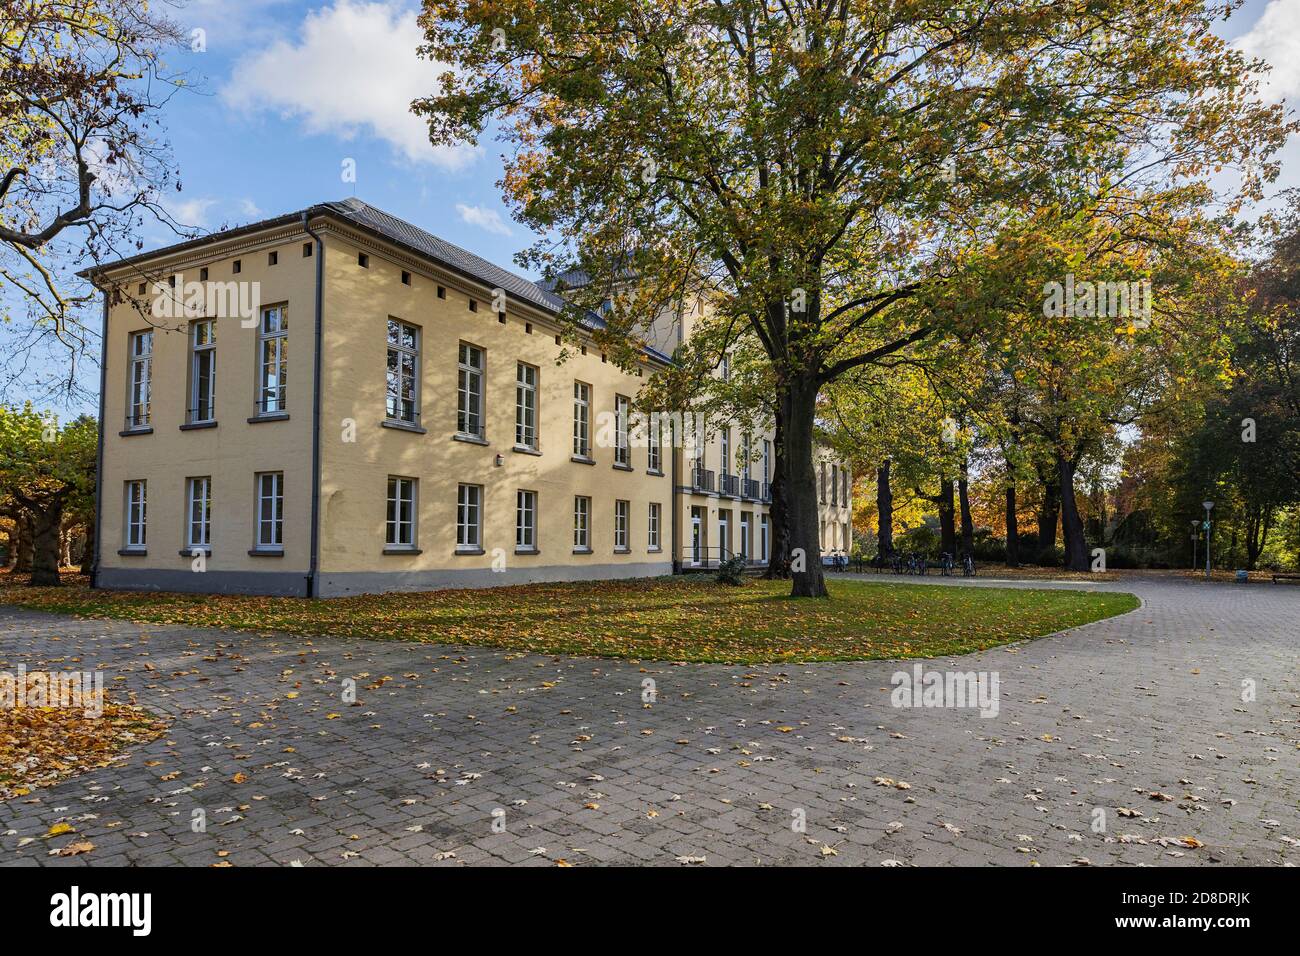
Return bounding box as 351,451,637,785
715,555,749,586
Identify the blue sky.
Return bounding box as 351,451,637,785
13,0,1300,412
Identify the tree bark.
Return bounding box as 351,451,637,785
876,460,894,556
13,513,33,572
958,460,974,557
938,478,956,557
762,403,791,579
80,518,96,576
29,501,64,586
1057,453,1089,572
785,376,828,597
1036,474,1060,565
1005,482,1020,567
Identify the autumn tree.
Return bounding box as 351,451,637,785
1,0,188,401
415,0,1287,595
0,404,96,585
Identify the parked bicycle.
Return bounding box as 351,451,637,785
939,552,955,576
961,552,976,577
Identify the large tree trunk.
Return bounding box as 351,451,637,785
938,478,956,557
80,518,96,576
29,502,64,586
958,460,974,557
1036,473,1060,565
1005,482,1020,567
763,403,791,579
876,460,894,556
12,513,34,572
1057,454,1089,572
785,376,828,598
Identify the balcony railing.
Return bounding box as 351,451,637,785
762,481,772,502
720,473,740,497
691,466,715,493
741,478,761,500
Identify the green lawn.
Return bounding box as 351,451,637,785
0,572,1138,664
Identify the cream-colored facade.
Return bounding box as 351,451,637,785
89,199,850,596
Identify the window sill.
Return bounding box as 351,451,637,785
570,455,595,466
180,421,217,431
382,419,426,434
613,547,631,555
514,547,539,555
572,548,593,555
383,547,422,556
648,547,663,553
453,433,488,446
645,469,664,477
512,445,541,456
117,548,147,557
248,413,290,424
454,547,485,556
179,548,211,557
119,427,153,437
613,462,633,472
248,548,284,557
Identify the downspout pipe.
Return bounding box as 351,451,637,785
91,290,109,588
303,211,325,597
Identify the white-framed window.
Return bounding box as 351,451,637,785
386,319,419,423
648,502,661,550
614,395,630,465
720,426,731,475
842,469,850,505
457,483,482,551
189,320,216,423
762,440,771,484
256,472,284,550
458,343,485,438
127,331,152,428
515,362,538,450
124,480,147,549
257,305,288,414
186,476,212,552
760,515,770,563
820,463,826,502
516,489,538,551
573,381,591,457
573,495,591,551
742,433,752,482
647,412,662,473
831,464,839,506
386,476,416,548
614,499,629,551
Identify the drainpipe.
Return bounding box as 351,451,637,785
671,416,680,574
303,211,325,597
91,289,109,588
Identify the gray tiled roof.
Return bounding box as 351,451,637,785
83,198,671,362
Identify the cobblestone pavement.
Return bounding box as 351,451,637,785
1,574,1297,867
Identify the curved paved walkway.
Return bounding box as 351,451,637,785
1,575,1297,866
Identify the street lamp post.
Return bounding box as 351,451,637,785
1190,519,1199,571
1202,501,1214,580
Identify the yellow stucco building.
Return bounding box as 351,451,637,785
87,199,851,596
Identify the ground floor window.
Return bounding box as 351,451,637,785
186,476,211,552
387,476,416,548
457,483,482,551
516,489,538,551
648,502,661,550
614,499,629,552
574,496,591,551
124,480,146,549
256,472,284,549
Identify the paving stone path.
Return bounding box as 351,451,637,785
1,574,1296,866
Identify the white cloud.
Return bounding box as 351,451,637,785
456,203,513,236
237,198,263,219
166,197,219,227
1235,0,1300,103
221,0,476,169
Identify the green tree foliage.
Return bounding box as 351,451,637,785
0,404,96,585
415,0,1289,596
